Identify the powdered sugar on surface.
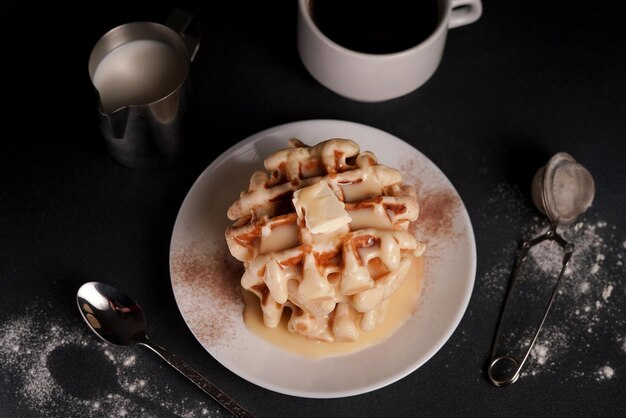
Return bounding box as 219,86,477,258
480,183,626,382
595,365,615,381
0,307,226,417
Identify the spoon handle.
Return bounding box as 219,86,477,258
140,340,254,417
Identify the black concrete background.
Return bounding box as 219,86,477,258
1,1,625,416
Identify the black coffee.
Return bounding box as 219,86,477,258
310,0,439,54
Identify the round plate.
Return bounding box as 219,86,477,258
169,119,476,398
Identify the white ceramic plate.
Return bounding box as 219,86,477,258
169,119,476,398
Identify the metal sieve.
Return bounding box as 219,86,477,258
488,152,595,386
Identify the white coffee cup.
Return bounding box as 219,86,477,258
297,0,482,102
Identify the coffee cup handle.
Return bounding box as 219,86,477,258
449,0,483,29
166,9,200,62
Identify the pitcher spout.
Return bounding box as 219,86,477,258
100,106,130,139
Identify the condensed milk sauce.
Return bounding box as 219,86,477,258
242,255,424,358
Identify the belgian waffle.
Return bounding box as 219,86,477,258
225,138,425,342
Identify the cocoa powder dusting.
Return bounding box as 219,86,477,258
170,242,244,345
399,159,461,244
412,189,460,239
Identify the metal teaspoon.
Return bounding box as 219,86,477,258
77,281,254,417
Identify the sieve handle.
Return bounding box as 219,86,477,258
487,223,574,386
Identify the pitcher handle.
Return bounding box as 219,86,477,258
166,9,200,62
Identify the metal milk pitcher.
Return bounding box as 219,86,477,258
88,10,199,169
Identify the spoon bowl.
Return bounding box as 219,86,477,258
77,282,147,346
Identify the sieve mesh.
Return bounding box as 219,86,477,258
545,158,595,225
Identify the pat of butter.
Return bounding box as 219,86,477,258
292,181,352,234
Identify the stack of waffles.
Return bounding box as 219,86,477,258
225,138,425,342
